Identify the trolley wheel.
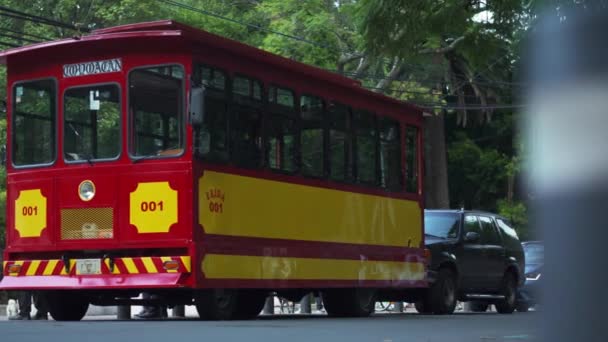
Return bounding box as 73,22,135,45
322,288,376,317
195,289,266,320
46,291,89,321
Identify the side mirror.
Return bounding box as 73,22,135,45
464,231,480,243
190,85,205,126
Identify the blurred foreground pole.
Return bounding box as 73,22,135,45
526,8,608,342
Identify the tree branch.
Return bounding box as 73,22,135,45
337,52,366,73
374,57,404,93
419,36,466,55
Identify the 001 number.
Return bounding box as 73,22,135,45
140,201,164,212
209,202,223,213
21,206,38,216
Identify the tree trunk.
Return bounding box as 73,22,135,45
423,112,450,209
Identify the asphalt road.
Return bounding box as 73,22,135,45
0,311,538,342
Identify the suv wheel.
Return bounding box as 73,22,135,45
516,302,530,313
495,273,517,314
428,268,457,315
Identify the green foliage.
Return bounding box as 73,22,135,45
447,133,510,211
497,199,529,240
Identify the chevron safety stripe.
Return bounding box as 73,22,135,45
2,256,191,276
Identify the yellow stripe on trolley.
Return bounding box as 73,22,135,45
26,260,41,276
180,256,191,273
122,258,139,274
202,254,425,281
141,257,157,273
44,260,58,275
2,261,7,273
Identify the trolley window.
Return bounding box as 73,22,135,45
300,95,324,178
129,65,184,158
12,79,56,166
329,102,352,182
196,65,229,162
379,117,402,191
354,109,377,185
405,125,419,193
64,84,120,162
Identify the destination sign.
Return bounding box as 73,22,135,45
63,58,122,78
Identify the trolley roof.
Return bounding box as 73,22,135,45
0,20,423,113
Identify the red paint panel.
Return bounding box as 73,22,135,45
200,279,428,289
0,274,189,290
202,234,425,263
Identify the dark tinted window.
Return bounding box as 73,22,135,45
328,103,351,181
196,66,229,162
269,86,295,108
233,76,262,102
200,66,226,90
354,109,377,185
231,107,263,168
405,126,419,193
425,212,459,239
463,215,481,236
379,117,402,191
267,115,297,173
12,79,56,166
300,95,324,177
479,216,501,244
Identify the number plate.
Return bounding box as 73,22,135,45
75,259,101,275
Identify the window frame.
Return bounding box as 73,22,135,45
11,77,58,169
62,82,123,164
127,63,186,161
265,83,299,175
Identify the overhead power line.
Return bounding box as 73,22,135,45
0,32,40,44
0,26,51,41
0,5,90,33
0,40,20,48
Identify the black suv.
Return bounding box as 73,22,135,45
416,210,525,315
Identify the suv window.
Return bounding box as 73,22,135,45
463,215,481,236
479,216,501,245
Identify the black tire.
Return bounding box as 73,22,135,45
46,291,89,321
414,300,432,314
428,268,457,315
322,288,376,317
464,301,489,312
195,289,266,320
516,302,530,313
495,273,517,314
195,289,239,320
233,290,266,320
